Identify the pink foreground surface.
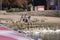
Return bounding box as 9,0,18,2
0,35,16,40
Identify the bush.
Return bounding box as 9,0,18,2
7,8,24,12
3,8,8,10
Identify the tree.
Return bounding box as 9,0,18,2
2,0,9,10
7,0,16,9
2,0,29,9
8,0,16,3
0,0,2,10
16,0,28,7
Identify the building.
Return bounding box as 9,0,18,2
46,0,60,10
31,0,60,10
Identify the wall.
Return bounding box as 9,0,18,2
6,10,60,17
0,10,60,17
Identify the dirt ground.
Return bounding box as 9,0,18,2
0,15,60,23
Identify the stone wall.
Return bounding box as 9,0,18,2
0,10,60,17
7,10,60,17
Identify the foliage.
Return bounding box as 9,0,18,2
7,8,24,12
28,3,33,7
2,0,8,3
8,0,16,3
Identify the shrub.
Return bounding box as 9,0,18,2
7,8,24,12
